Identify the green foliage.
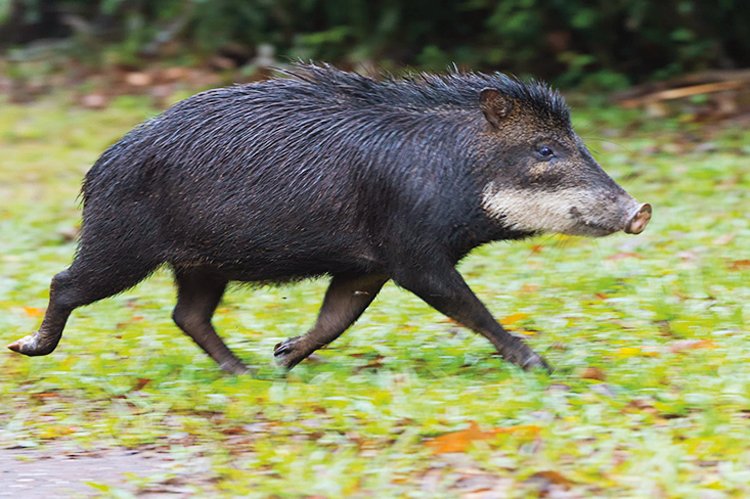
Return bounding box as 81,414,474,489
2,0,750,87
0,89,749,494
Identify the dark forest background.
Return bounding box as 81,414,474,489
2,0,750,89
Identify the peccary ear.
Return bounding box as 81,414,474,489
480,88,514,128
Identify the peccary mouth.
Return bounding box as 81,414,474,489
569,201,651,237
567,206,620,236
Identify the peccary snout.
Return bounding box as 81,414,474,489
624,203,652,234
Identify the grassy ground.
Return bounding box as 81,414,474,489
0,90,748,497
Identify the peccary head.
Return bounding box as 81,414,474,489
475,81,650,237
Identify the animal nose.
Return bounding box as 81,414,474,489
624,203,651,234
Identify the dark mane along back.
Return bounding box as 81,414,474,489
277,63,570,123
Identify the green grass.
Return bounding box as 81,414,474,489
1,91,749,497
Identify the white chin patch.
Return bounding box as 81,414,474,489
481,182,584,234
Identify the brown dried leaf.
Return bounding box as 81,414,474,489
221,426,247,436
669,339,716,353
30,391,60,401
525,470,575,492
581,366,606,381
131,378,151,391
623,398,657,414
354,354,385,372
728,259,750,270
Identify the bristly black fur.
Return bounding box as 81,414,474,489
78,63,573,284
18,62,635,374
276,63,570,123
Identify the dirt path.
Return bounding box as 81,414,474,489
1,446,209,497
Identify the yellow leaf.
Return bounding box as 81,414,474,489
39,425,75,440
616,346,659,358
500,312,528,326
23,306,45,317
617,347,642,358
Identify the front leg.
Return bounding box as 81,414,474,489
393,265,550,372
274,272,388,369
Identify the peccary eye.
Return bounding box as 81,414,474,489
537,145,555,159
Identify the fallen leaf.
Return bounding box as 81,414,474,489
23,306,45,317
455,472,513,497
615,346,660,358
623,399,657,414
426,422,541,454
581,366,606,381
131,378,151,391
500,312,528,326
427,422,493,454
30,391,59,401
616,347,641,358
669,339,716,353
728,259,750,270
354,355,385,372
221,426,247,436
525,470,575,492
39,425,76,439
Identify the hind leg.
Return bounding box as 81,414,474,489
274,273,388,369
172,266,249,375
8,255,158,356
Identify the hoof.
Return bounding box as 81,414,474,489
7,334,58,357
521,352,553,373
273,336,304,370
502,337,553,374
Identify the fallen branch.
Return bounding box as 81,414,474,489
618,80,744,108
